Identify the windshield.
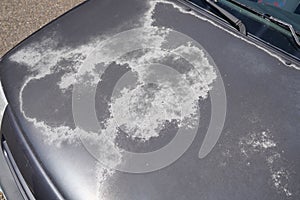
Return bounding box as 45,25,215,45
190,0,300,31
222,0,300,31
188,0,300,59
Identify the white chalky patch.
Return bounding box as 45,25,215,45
7,1,217,198
239,130,293,197
8,0,296,199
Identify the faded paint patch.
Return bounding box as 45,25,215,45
7,0,298,199
6,0,299,199
8,0,218,198
240,130,276,153
109,42,215,140
239,130,293,197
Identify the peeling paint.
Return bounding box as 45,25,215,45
6,0,297,199
271,168,292,197
8,0,218,198
239,130,293,197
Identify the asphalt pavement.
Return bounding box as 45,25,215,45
0,0,84,57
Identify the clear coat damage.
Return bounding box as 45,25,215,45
0,0,299,200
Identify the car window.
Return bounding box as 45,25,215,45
233,0,300,32
188,0,300,59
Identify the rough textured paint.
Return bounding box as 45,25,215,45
9,3,214,142
239,130,293,197
8,0,218,198
7,0,298,199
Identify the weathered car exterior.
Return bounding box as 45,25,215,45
0,0,299,199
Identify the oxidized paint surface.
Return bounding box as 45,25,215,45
1,0,299,199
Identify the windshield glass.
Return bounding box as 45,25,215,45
225,0,300,31
188,0,300,59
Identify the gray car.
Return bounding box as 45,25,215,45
0,0,299,199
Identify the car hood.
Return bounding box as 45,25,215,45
0,0,300,199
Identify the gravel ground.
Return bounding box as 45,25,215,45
0,0,85,57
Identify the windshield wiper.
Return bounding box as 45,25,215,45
265,16,300,47
222,0,300,47
202,0,247,35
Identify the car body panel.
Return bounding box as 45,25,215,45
0,0,299,199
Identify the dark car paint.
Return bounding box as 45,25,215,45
1,107,63,199
0,0,300,199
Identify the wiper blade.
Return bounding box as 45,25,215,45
266,16,300,47
223,0,300,47
203,0,247,35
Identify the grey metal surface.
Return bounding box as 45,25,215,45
0,140,23,200
0,0,299,199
